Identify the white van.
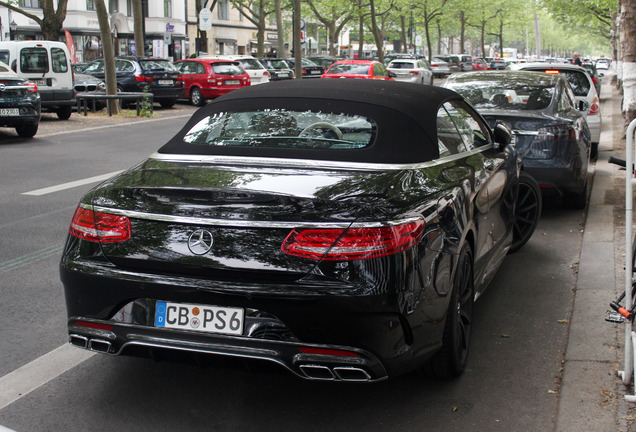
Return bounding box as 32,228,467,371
0,41,75,119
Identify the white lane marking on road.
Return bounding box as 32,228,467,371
0,344,94,410
22,171,123,196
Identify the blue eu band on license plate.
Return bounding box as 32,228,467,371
154,301,244,335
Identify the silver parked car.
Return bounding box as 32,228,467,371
387,59,434,85
430,57,452,78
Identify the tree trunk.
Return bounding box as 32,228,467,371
133,0,144,57
459,11,465,53
293,0,302,78
275,0,286,57
622,0,636,124
95,0,120,114
400,15,407,53
437,19,442,55
358,14,364,59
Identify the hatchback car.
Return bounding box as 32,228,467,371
472,58,487,71
0,60,40,137
489,59,507,70
81,56,185,108
202,55,270,86
61,79,538,382
596,59,610,70
445,70,591,208
174,58,250,106
322,59,394,80
258,58,295,81
387,59,434,85
511,63,601,157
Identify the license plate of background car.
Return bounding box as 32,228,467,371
158,80,173,85
225,80,240,85
0,108,19,116
311,70,321,74
154,301,244,335
33,80,45,86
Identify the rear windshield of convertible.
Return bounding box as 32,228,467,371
183,109,377,150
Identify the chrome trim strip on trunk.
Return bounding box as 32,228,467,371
149,145,495,172
82,203,423,229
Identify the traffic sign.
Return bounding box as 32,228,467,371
415,35,422,47
199,8,212,31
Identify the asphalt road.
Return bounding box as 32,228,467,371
0,100,586,431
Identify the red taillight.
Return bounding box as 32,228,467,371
74,321,114,331
592,76,598,84
264,71,270,78
589,96,599,115
135,75,153,82
545,70,560,74
299,347,360,357
69,206,131,243
430,64,439,68
302,67,307,75
281,220,424,260
409,71,420,75
25,82,39,93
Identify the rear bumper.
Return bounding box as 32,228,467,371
61,258,435,381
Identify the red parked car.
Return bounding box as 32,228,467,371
472,58,488,71
174,58,251,106
321,59,395,80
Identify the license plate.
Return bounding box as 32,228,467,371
310,70,321,74
0,108,19,116
158,79,173,85
33,80,45,86
225,80,240,85
154,301,244,335
278,73,288,78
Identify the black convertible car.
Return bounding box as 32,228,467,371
445,71,591,209
61,79,539,382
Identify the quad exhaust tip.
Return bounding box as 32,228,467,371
69,334,112,353
299,364,371,382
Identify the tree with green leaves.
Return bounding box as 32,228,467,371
0,0,68,40
230,0,275,57
412,0,447,61
304,0,356,56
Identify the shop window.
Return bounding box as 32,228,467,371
20,0,41,7
109,0,119,13
86,0,95,10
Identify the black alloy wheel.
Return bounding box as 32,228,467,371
509,171,542,253
422,243,474,378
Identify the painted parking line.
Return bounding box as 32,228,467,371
0,344,94,410
0,244,63,275
22,171,123,196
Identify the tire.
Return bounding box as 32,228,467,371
422,243,474,378
563,180,588,209
160,99,176,109
591,142,599,159
15,122,39,138
509,171,542,253
56,106,72,120
190,87,205,106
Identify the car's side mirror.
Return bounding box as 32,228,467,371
388,71,397,78
578,100,590,112
599,72,605,77
494,121,513,149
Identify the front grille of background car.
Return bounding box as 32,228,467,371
74,84,98,92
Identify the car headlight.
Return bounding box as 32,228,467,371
98,81,106,91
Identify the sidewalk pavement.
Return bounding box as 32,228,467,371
554,72,634,431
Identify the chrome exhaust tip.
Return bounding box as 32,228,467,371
88,338,112,353
333,366,371,382
299,364,335,380
69,334,88,349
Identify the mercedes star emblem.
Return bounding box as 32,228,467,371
187,229,214,255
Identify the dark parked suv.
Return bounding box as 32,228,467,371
81,56,185,108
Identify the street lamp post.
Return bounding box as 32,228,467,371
9,20,17,41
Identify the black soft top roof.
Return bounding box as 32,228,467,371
159,79,465,164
